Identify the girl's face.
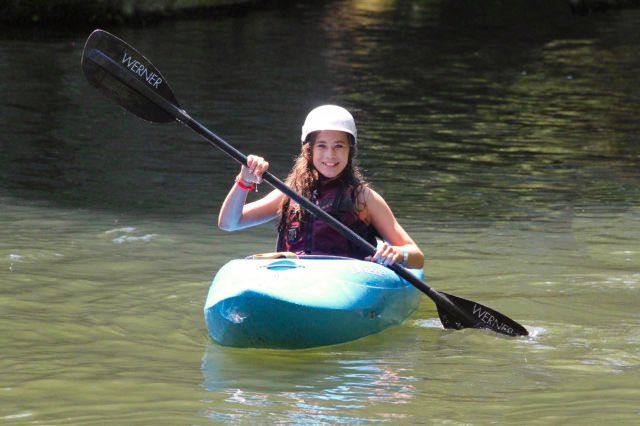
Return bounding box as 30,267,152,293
311,130,351,179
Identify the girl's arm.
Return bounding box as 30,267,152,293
361,187,425,269
218,155,284,231
218,187,283,231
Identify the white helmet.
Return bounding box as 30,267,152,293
301,105,357,145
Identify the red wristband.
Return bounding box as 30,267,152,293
235,179,255,191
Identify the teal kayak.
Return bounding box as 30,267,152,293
203,255,423,349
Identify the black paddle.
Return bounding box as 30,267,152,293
81,29,528,337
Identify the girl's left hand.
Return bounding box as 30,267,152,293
367,242,401,266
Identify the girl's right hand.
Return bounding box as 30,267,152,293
239,155,269,185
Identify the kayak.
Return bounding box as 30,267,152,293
204,255,423,349
203,255,423,349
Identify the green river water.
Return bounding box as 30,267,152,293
1,1,639,424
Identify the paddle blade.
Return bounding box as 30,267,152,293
436,292,528,337
81,29,179,123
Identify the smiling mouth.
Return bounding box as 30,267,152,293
322,162,339,167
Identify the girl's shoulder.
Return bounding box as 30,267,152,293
358,185,392,211
356,183,375,201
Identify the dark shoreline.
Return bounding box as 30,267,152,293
0,0,270,26
2,0,640,27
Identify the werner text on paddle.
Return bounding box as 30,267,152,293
121,52,163,88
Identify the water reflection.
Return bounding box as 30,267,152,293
1,1,638,223
200,336,420,423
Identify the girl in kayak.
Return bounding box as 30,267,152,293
218,105,424,269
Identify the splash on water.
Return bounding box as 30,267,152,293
104,227,157,244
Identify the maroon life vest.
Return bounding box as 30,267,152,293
276,179,379,259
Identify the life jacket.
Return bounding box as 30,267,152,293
276,179,379,259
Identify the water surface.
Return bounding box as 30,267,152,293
1,1,639,424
